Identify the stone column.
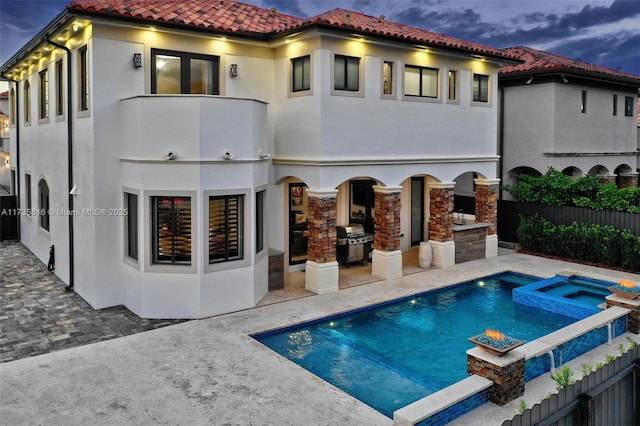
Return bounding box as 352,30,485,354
304,189,339,294
428,182,455,267
618,173,639,189
606,295,640,334
474,178,500,258
467,347,526,405
371,185,403,279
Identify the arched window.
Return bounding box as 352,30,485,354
24,81,31,123
38,179,49,231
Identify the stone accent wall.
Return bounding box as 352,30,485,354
606,298,639,334
474,181,498,235
618,174,639,188
454,227,487,263
306,195,336,263
429,185,454,242
467,354,525,405
373,189,401,251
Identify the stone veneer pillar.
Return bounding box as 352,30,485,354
606,295,640,334
372,186,403,279
428,182,455,267
304,189,339,294
618,173,639,189
467,347,526,405
474,179,500,258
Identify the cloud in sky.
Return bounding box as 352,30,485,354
1,0,638,74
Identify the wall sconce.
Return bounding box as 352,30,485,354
229,64,238,78
132,53,143,68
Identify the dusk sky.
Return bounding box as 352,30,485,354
1,0,639,75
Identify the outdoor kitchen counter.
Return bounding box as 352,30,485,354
453,222,491,263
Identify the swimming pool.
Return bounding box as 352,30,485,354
537,276,611,306
253,272,577,418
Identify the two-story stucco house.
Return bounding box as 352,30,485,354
1,0,520,318
499,46,640,194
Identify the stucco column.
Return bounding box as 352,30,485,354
618,172,639,188
474,178,500,258
372,185,402,279
304,189,339,294
428,182,455,267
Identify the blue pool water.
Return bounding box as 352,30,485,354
254,272,577,418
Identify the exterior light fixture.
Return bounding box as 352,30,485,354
229,64,238,78
132,53,143,68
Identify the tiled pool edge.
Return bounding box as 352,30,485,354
392,307,631,426
512,275,602,320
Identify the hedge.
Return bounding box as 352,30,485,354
517,215,640,272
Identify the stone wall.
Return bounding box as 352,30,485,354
374,190,401,251
429,185,454,242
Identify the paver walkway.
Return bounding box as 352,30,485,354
0,241,186,363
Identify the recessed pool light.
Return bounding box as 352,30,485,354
410,300,416,304
329,322,335,327
478,281,485,287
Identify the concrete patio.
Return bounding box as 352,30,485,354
1,245,639,425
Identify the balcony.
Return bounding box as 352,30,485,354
119,95,268,161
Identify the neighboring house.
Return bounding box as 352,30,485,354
499,46,640,195
0,0,519,318
0,90,9,188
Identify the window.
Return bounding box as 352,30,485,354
38,179,49,231
152,196,191,264
39,69,49,119
292,56,310,92
405,65,438,98
125,193,138,261
151,49,219,95
25,174,32,209
209,195,243,263
56,60,64,116
448,70,457,101
334,55,359,91
383,61,393,95
78,45,89,111
24,81,31,123
9,88,15,125
473,74,489,102
625,96,634,117
256,190,265,253
581,90,587,113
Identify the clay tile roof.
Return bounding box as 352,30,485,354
67,1,517,60
0,91,8,97
499,46,640,84
297,8,516,60
68,0,303,35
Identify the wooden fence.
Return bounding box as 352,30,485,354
502,345,640,426
497,201,640,244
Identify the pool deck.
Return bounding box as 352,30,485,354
1,251,639,425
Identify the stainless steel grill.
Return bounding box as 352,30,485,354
336,224,373,267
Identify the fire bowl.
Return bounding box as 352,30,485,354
608,286,640,300
469,333,524,356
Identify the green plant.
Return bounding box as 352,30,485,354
581,363,593,376
596,362,604,369
618,343,625,354
606,354,615,363
627,337,638,349
551,366,575,391
518,399,528,414
506,167,640,213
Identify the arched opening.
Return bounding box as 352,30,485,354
38,179,49,231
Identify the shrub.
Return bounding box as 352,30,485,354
506,167,640,213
